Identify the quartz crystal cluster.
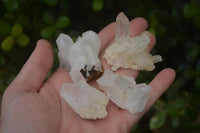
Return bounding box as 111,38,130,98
56,30,103,79
56,12,160,120
60,71,109,119
97,70,151,114
103,12,162,71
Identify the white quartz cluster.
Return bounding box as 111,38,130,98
97,70,151,114
60,71,108,119
56,30,102,77
103,12,162,71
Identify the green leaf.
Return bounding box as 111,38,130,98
40,26,56,39
166,99,187,116
183,4,200,19
0,20,11,37
16,34,30,47
15,15,29,27
149,26,156,36
55,16,70,29
11,24,23,37
149,111,166,130
43,0,58,6
2,0,18,11
149,14,158,27
92,0,104,11
1,35,15,51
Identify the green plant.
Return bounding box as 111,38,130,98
1,24,30,51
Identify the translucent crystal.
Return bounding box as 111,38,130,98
116,12,130,41
60,71,109,119
56,33,73,71
103,12,162,71
56,30,102,78
97,70,151,114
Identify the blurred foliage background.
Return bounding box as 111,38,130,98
0,0,200,132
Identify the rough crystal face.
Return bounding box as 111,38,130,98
56,30,103,80
60,71,109,119
103,12,162,71
97,70,151,114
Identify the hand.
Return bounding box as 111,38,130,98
0,18,176,133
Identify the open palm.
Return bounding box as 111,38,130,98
0,18,175,133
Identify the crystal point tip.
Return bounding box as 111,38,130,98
116,12,129,24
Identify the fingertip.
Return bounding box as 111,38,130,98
129,17,148,37
36,39,54,67
131,17,148,27
149,68,176,100
36,39,53,53
162,68,176,82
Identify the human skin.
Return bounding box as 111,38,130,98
0,18,176,133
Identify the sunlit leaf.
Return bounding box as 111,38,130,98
16,34,30,47
11,24,23,37
1,35,15,51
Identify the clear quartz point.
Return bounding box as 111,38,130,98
116,12,130,41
